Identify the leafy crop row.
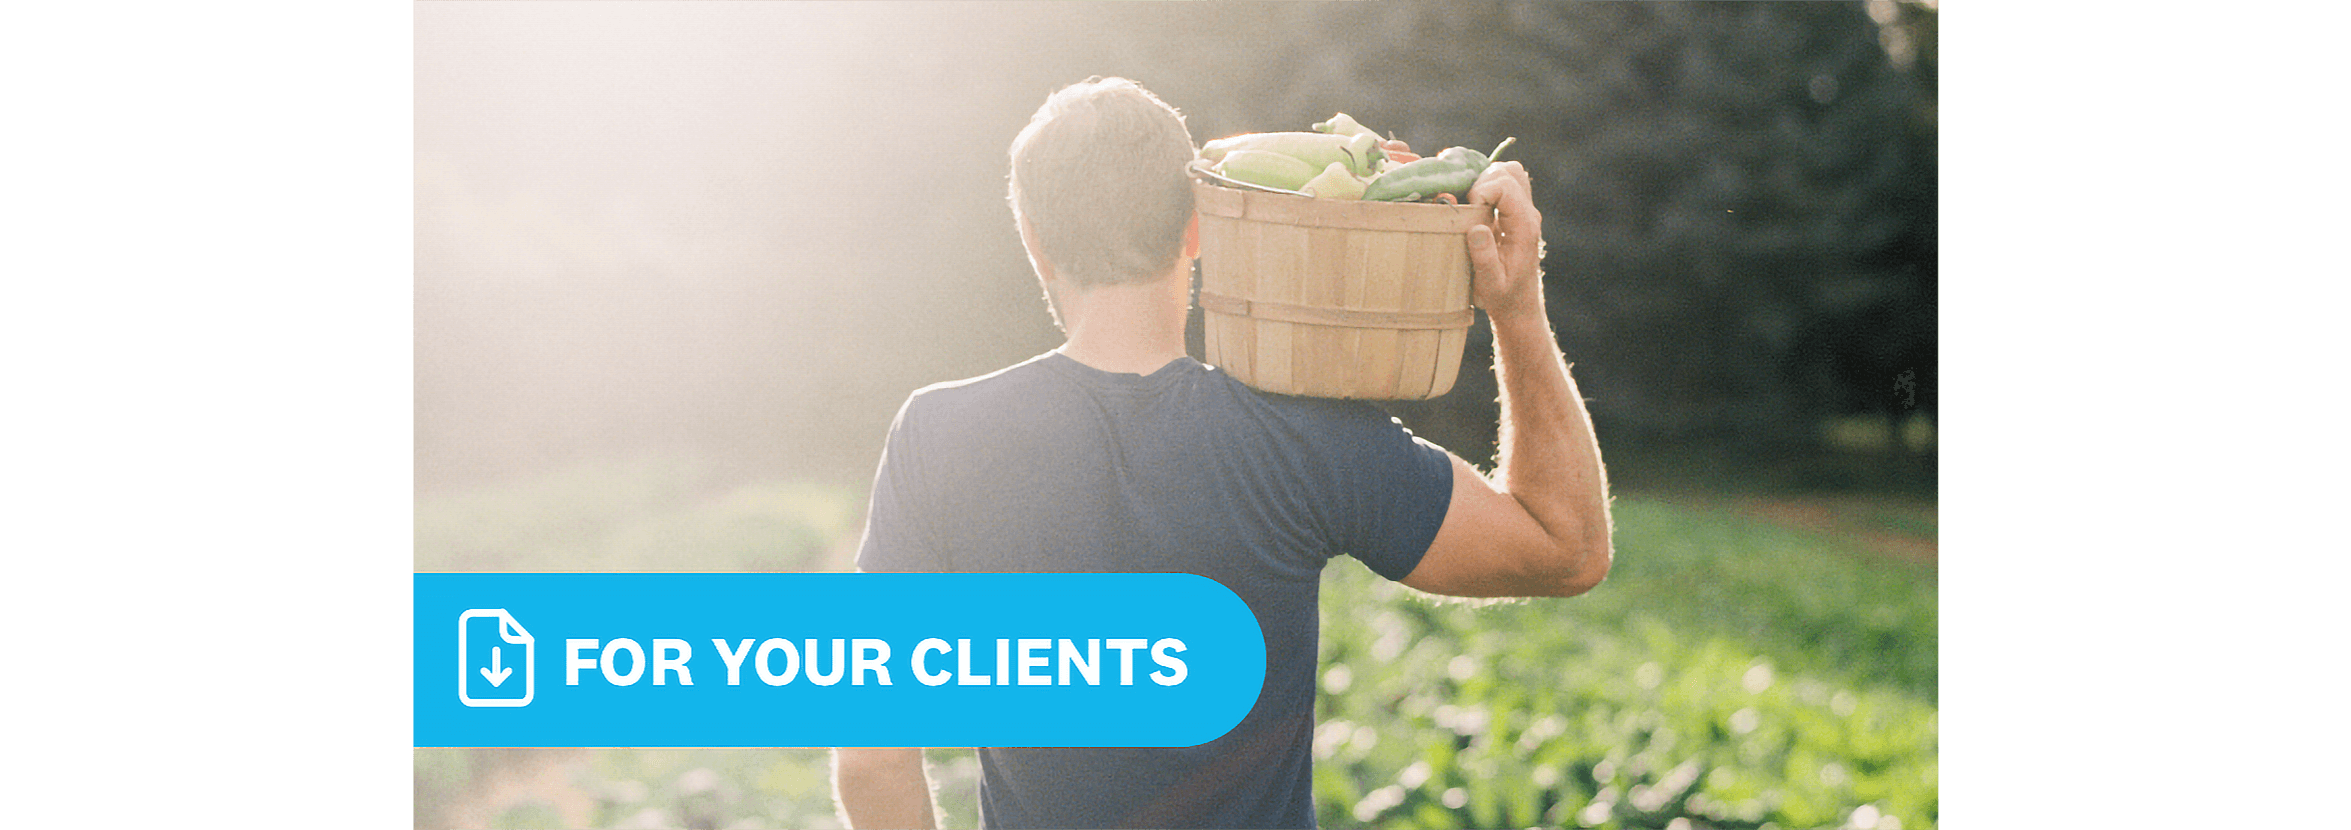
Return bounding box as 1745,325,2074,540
1312,497,1936,828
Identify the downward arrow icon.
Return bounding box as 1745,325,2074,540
481,646,514,687
459,609,533,707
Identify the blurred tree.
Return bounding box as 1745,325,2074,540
1130,1,1941,464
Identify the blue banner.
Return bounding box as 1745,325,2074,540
414,573,1267,747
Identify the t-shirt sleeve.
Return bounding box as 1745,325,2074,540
1321,405,1455,581
854,395,946,573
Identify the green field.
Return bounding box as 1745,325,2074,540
416,460,1935,829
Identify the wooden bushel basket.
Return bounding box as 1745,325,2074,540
1192,167,1494,399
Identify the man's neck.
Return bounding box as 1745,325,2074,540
1052,267,1191,376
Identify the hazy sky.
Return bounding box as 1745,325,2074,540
417,4,1102,489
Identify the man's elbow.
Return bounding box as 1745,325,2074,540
1551,555,1610,597
1541,532,1612,598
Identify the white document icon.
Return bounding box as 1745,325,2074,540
459,609,535,707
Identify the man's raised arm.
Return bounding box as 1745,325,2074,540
1402,161,1615,599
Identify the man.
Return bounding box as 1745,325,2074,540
835,76,1611,829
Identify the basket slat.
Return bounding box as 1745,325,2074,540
1252,220,1302,393
1393,230,1441,400
1299,226,1345,394
1430,226,1475,396
1359,230,1407,399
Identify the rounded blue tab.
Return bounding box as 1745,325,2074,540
415,573,1267,748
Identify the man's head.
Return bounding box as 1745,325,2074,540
1007,77,1197,290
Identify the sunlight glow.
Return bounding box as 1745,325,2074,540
1832,690,1861,717
1323,663,1354,694
1398,759,1433,789
1449,654,1481,683
1637,661,1667,690
1353,784,1406,822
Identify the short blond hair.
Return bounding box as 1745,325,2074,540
1007,77,1197,287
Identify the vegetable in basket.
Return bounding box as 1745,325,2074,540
1361,137,1516,203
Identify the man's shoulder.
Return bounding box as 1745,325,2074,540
892,351,1417,446
898,353,1067,418
929,352,1064,391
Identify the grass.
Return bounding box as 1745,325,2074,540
415,457,1935,829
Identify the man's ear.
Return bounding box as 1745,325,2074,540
1182,212,1201,261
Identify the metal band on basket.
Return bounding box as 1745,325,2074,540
1196,291,1474,331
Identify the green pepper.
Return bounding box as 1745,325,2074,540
1362,137,1516,203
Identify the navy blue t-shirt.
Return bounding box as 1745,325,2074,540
856,351,1454,829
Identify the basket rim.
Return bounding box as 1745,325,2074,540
1196,290,1474,331
1189,164,1493,234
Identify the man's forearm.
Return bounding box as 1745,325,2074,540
834,748,938,830
1490,304,1613,588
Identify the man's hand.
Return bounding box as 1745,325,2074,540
1465,161,1545,323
